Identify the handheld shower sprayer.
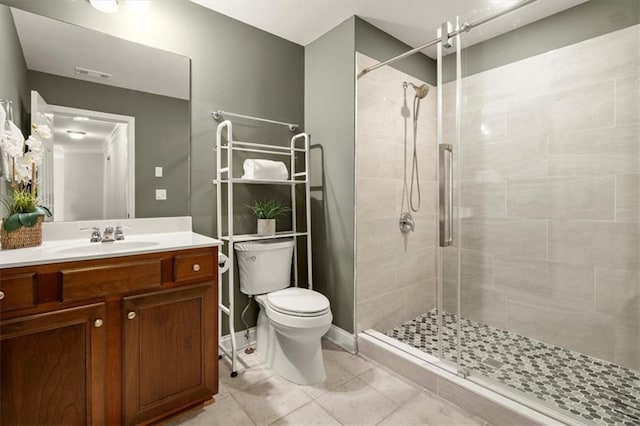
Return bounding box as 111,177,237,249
400,80,428,232
402,82,430,99
410,83,429,99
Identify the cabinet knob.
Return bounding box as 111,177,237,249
94,319,104,328
0,291,4,301
127,311,137,320
192,264,200,272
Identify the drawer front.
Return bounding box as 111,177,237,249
61,259,162,302
174,252,214,284
0,273,37,312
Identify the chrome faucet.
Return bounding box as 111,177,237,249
81,225,127,242
102,226,115,242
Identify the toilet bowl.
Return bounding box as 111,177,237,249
256,287,332,385
235,239,333,385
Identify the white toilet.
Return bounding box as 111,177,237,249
235,239,332,385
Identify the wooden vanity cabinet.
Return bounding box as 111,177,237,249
0,246,218,425
0,303,107,426
123,283,216,424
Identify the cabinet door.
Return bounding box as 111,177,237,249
1,303,107,425
122,283,216,425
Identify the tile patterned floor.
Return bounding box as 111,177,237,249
385,310,640,426
168,339,485,426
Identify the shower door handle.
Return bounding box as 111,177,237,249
439,144,453,247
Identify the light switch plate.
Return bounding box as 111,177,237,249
155,189,167,200
155,166,163,177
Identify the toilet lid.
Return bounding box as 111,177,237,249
266,288,330,317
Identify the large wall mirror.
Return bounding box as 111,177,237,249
6,7,190,221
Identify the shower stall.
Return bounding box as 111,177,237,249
355,2,639,424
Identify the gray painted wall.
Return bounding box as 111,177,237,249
305,17,356,334
0,4,28,212
444,0,640,81
2,0,305,333
355,17,436,85
28,70,190,219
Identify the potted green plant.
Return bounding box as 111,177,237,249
1,124,52,249
247,200,290,236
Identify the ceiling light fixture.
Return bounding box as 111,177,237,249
73,116,90,122
89,0,150,14
67,130,87,140
127,0,150,13
89,0,119,13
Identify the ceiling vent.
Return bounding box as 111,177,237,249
75,66,112,80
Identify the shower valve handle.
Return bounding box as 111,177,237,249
399,212,415,233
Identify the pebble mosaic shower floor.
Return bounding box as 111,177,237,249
385,310,640,425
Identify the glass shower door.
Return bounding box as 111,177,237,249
447,8,640,425
435,18,463,371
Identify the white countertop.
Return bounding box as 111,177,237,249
0,217,222,269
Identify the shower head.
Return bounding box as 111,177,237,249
410,83,429,99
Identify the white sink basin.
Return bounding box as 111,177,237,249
54,240,160,256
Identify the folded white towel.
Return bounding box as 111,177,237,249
242,159,288,181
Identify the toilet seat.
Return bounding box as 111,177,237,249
263,288,330,317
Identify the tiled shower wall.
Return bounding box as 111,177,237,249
442,25,640,370
355,53,437,332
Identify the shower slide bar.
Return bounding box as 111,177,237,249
211,110,298,132
359,0,537,75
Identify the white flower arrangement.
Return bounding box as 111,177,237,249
1,123,52,233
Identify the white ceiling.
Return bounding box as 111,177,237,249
53,114,120,149
191,0,586,57
11,8,190,100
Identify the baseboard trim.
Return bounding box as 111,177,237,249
324,324,357,354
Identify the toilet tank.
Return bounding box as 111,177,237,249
234,239,295,295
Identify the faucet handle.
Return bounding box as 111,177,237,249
80,226,102,243
114,225,126,240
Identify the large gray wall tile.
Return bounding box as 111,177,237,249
548,124,640,176
616,174,640,223
547,24,639,93
495,256,595,311
506,96,549,139
595,268,640,321
444,283,508,330
443,249,495,291
614,317,640,370
462,181,506,218
548,81,615,134
357,256,397,302
548,221,640,270
616,74,640,126
506,176,615,220
462,218,547,259
462,136,547,181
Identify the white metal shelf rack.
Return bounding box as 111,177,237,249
214,118,313,377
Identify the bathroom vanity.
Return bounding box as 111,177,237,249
0,218,221,425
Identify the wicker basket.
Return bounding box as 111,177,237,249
1,215,44,250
